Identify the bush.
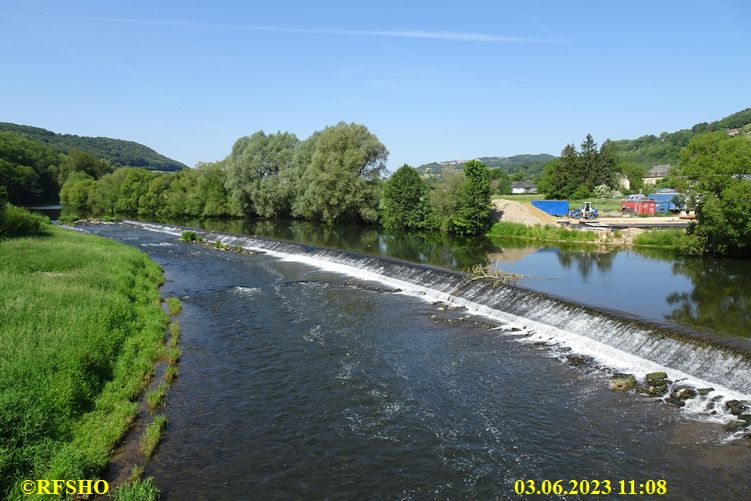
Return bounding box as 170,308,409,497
180,230,197,242
0,204,49,237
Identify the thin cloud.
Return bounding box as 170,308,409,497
100,17,564,44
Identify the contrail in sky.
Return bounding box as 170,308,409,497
100,17,565,44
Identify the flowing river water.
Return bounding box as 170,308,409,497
82,222,751,500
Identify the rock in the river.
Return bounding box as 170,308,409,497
725,400,748,416
642,383,669,397
670,385,699,401
739,414,751,424
645,371,668,384
665,397,686,407
610,373,637,392
567,354,594,367
697,388,714,396
725,420,749,432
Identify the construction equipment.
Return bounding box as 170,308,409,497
568,202,599,220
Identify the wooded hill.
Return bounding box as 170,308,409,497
0,122,186,171
417,154,554,178
417,107,751,179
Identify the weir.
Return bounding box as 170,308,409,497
126,221,751,408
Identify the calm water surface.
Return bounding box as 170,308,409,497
87,224,751,500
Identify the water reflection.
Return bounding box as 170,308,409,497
666,257,751,338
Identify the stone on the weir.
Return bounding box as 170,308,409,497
610,373,637,392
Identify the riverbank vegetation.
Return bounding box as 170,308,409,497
0,226,167,499
488,222,599,244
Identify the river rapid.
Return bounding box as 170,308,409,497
86,223,751,500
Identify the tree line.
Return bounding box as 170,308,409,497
60,122,493,236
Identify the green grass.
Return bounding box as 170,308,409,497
146,382,169,412
169,321,180,348
633,228,688,248
0,226,167,500
487,222,598,243
164,365,180,383
180,230,197,242
492,193,540,204
111,475,160,501
165,346,182,366
139,416,167,458
165,297,181,316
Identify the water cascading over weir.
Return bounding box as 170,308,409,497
126,221,751,409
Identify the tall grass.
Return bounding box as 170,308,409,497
0,226,167,499
166,297,181,316
633,228,688,248
139,416,167,458
487,222,598,243
111,476,160,501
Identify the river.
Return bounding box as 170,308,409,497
82,221,751,500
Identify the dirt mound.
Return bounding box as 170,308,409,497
492,199,556,226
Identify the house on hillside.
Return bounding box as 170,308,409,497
616,173,631,191
642,164,671,186
511,181,537,194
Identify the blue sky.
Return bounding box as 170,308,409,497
1,1,749,170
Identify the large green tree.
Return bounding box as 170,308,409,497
294,122,387,224
673,132,751,256
380,164,433,231
450,160,492,236
0,132,61,204
224,131,300,218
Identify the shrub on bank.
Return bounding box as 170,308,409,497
0,204,49,237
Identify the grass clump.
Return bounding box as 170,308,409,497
165,347,182,365
633,228,688,248
0,226,166,499
164,365,180,383
146,382,169,412
111,475,160,501
165,297,181,316
139,415,167,458
169,321,180,348
487,222,598,243
180,230,197,242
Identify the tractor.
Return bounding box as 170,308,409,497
568,202,598,220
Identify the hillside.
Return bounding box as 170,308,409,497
417,153,554,178
609,107,751,167
0,122,186,171
417,108,751,180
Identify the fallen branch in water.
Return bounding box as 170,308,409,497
460,264,526,288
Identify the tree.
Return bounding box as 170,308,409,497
488,168,512,195
450,160,492,236
57,149,112,185
294,122,387,224
673,132,751,256
0,131,60,204
59,172,95,212
380,164,433,231
430,171,465,231
224,131,300,218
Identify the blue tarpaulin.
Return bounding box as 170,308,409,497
531,200,569,216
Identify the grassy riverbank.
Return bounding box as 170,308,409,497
487,221,599,243
488,221,689,250
0,226,167,499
